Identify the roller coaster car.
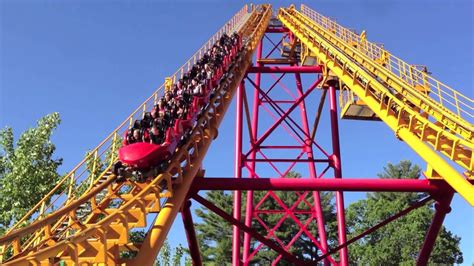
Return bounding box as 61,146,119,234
114,129,178,181
113,45,238,182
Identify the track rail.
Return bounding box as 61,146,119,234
278,6,474,205
0,4,272,265
301,4,473,130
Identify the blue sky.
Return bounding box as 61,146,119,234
1,0,472,264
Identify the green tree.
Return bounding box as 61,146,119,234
194,190,234,264
155,240,187,266
0,113,63,234
345,160,463,265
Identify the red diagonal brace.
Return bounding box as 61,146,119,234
192,194,310,265
244,75,323,157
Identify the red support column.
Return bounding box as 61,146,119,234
417,192,454,265
243,39,263,264
328,82,349,265
233,81,244,265
181,200,202,266
294,72,329,263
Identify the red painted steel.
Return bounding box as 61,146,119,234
247,66,323,73
417,192,454,265
181,200,202,266
265,28,290,33
293,68,329,261
193,178,450,192
192,194,307,265
328,84,349,265
243,76,323,157
238,29,337,265
232,82,245,265
242,39,263,263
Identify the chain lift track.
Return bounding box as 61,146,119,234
0,3,472,265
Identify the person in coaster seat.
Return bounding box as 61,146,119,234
143,112,153,128
176,99,188,120
164,90,173,104
181,86,193,106
191,78,204,97
126,128,143,144
149,118,166,145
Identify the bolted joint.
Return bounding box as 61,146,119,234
325,79,339,89
328,154,337,168
434,201,452,214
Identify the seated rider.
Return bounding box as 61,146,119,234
191,78,204,97
149,119,165,144
143,112,153,128
126,128,143,144
176,100,188,120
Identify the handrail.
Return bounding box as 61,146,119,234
278,7,474,205
301,4,474,126
0,5,269,263
1,5,249,238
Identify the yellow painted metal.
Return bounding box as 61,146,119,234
0,4,267,265
278,6,474,205
300,4,473,137
290,7,473,171
2,3,471,265
164,77,173,91
132,5,272,266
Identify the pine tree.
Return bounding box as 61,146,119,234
345,160,463,264
194,190,234,264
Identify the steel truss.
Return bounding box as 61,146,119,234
181,24,456,266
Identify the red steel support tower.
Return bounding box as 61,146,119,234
232,23,346,265
188,16,458,265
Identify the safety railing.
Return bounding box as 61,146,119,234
301,4,474,123
0,5,270,262
339,84,357,112
0,4,250,241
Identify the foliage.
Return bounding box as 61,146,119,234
194,190,234,264
345,160,463,265
194,171,338,265
120,230,147,259
155,240,187,266
0,113,63,234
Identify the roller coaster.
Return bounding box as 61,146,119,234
0,4,472,265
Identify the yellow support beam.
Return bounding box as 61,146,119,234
132,5,272,265
278,7,474,205
300,4,474,134
0,4,271,265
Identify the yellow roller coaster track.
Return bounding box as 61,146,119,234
0,4,272,265
1,4,472,265
278,5,473,205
